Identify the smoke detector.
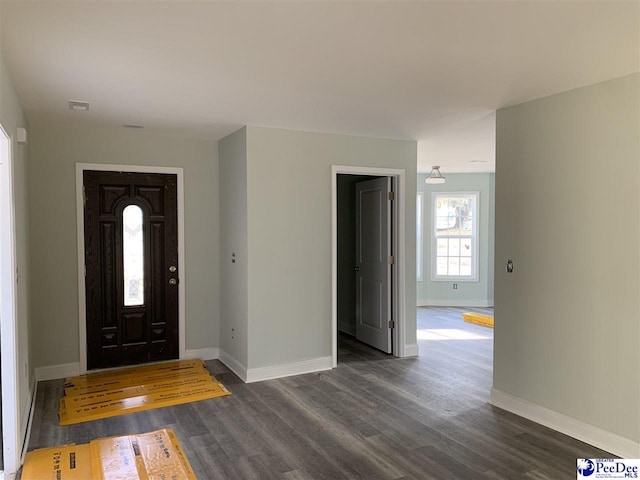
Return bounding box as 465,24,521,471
68,100,90,112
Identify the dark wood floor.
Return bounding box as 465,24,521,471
22,307,608,479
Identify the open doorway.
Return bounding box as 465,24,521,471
0,124,20,476
331,166,407,367
415,172,495,396
337,175,388,359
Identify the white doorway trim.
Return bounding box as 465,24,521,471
0,124,20,477
75,163,186,374
331,165,406,368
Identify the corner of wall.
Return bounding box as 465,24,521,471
218,348,248,382
218,127,249,369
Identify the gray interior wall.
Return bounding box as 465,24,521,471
246,126,417,369
218,127,248,367
0,53,33,452
28,123,220,368
417,172,495,306
336,174,378,336
494,73,639,442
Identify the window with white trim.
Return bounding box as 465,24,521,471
431,192,478,281
416,192,424,281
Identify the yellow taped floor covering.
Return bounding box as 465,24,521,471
59,359,230,425
22,428,197,480
462,311,494,328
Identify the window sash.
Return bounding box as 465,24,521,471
431,192,479,281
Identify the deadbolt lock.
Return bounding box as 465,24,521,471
169,265,177,273
169,278,177,286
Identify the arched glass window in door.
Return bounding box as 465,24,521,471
123,204,144,306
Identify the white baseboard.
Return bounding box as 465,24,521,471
403,343,419,357
184,347,219,361
246,356,333,383
21,379,37,464
218,349,248,382
417,299,493,307
219,351,333,384
20,384,33,440
33,350,219,381
490,388,640,458
35,362,80,381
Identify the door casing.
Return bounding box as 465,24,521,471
331,165,406,367
0,124,20,476
76,163,186,374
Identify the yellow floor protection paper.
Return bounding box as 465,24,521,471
22,428,197,480
64,360,207,396
65,359,204,385
462,311,494,328
21,444,92,480
64,369,212,397
59,359,230,426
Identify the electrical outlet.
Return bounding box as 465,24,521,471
453,283,458,290
231,327,235,340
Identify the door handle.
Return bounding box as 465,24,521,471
169,278,177,286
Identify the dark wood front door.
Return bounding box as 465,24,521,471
84,171,179,370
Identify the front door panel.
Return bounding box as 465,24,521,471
84,171,179,370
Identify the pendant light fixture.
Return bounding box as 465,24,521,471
425,166,446,184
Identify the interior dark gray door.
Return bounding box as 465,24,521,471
355,177,392,353
84,171,179,370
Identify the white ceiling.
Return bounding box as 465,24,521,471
1,1,638,173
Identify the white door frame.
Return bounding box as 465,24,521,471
331,165,406,367
75,163,186,374
0,125,21,476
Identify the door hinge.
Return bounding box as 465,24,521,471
388,191,395,201
388,320,395,329
83,185,86,207
388,256,394,265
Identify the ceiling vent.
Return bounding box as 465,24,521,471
68,100,90,111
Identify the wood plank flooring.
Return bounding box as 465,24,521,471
22,307,609,479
